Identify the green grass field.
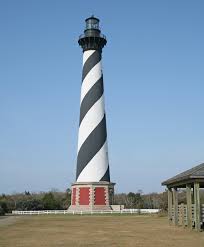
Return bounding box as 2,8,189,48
0,215,203,247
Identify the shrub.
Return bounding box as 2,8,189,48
42,192,61,210
0,205,5,216
0,201,8,215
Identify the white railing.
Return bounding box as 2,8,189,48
171,204,204,225
12,209,160,215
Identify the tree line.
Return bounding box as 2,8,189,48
0,189,71,216
1,189,204,216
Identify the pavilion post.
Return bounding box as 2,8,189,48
167,188,173,224
194,182,201,231
173,187,178,226
186,184,192,228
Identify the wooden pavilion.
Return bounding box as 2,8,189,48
162,163,204,231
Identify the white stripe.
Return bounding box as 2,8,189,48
77,95,105,152
76,141,109,182
80,61,102,103
83,50,95,65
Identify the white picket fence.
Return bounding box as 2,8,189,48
12,209,160,215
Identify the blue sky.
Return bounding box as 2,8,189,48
0,0,204,194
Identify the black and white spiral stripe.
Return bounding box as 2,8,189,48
76,49,110,182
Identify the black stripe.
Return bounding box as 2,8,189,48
76,115,107,180
79,76,104,125
82,51,101,82
100,166,110,182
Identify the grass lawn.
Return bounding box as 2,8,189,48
0,215,204,247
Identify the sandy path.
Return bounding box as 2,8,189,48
0,216,21,227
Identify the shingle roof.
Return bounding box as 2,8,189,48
162,163,204,186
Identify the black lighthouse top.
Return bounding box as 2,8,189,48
78,16,107,52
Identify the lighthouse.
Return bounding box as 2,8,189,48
69,16,115,211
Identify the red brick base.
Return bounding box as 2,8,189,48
68,182,115,211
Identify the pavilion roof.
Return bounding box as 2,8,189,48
162,163,204,187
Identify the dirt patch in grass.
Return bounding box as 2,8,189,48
0,215,203,247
